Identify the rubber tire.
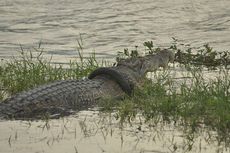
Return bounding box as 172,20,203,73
88,67,133,96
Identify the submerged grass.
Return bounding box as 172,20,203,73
0,41,230,148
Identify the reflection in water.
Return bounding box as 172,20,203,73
0,111,227,153
0,0,230,62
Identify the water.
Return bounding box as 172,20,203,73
0,111,227,153
0,1,230,152
0,0,230,62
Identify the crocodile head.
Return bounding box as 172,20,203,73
140,49,175,75
117,49,175,76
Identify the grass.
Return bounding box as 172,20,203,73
0,40,230,149
0,42,99,98
97,67,229,151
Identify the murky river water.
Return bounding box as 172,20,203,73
0,111,227,153
0,0,230,62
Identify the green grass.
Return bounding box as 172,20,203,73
98,67,229,150
0,43,100,98
0,41,229,148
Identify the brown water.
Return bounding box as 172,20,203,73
0,0,230,62
0,111,227,153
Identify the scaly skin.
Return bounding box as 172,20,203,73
0,66,141,119
0,49,174,120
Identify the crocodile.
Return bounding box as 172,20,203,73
0,49,175,120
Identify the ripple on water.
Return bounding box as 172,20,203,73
0,0,230,60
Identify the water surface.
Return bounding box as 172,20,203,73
0,0,230,62
0,111,227,153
